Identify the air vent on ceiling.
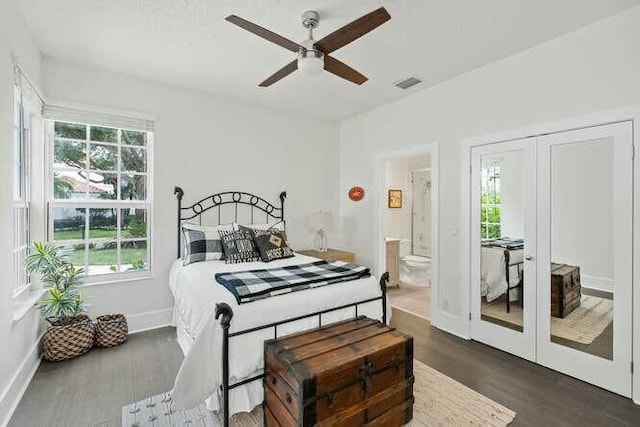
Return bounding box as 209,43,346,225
394,76,422,90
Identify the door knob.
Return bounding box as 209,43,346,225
525,255,533,261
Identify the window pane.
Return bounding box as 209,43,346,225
90,126,117,143
86,171,117,200
53,207,86,240
122,130,146,146
121,147,146,172
122,208,147,238
87,241,117,275
120,174,146,201
89,208,117,239
13,207,29,248
54,139,86,169
89,143,118,171
55,122,86,140
488,223,501,239
121,240,147,272
60,242,86,268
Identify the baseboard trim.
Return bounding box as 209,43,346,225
581,275,613,293
0,332,43,427
431,309,470,340
127,308,174,334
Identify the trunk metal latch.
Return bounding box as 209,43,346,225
359,357,374,392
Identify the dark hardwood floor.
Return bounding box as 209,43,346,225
9,310,640,426
9,328,182,427
391,309,640,427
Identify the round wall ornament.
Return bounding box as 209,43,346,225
348,186,365,201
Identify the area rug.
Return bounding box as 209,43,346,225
389,284,431,320
122,360,516,426
411,360,516,426
482,295,613,345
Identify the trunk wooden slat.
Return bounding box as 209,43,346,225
264,316,414,426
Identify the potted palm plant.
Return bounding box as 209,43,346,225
26,242,95,361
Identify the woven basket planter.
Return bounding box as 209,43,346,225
43,314,95,362
95,314,128,348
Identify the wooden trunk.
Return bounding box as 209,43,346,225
551,263,581,318
264,317,414,427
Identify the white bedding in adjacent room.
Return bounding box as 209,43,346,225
481,246,523,302
169,253,384,415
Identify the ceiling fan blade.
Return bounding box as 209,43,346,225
314,7,391,54
226,15,303,53
259,60,298,87
324,55,368,85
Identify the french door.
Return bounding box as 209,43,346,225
470,121,634,397
536,122,633,397
470,139,537,361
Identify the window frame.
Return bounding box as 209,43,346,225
46,119,154,285
12,84,31,297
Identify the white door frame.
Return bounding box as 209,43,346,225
373,143,439,324
461,106,640,403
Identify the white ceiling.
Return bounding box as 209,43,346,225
16,0,640,121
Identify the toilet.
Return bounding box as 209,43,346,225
399,239,431,287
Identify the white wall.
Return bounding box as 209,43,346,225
339,6,640,328
0,0,44,422
41,58,340,330
551,138,613,289
384,155,430,241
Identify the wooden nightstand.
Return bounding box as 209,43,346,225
297,248,356,264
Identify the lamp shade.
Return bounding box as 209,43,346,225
310,211,333,231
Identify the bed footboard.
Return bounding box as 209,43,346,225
213,272,389,427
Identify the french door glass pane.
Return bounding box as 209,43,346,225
480,150,525,332
550,138,614,360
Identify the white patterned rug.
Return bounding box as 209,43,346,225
122,360,515,426
482,294,613,344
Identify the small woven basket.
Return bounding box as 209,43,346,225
95,314,128,348
43,314,95,362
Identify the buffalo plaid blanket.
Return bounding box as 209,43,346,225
215,260,371,304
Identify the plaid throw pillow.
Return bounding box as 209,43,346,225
219,228,261,264
181,223,231,266
249,228,294,262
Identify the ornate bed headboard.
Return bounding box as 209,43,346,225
174,186,287,259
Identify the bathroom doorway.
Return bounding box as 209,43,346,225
382,154,434,320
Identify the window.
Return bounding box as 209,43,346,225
47,117,153,280
12,84,30,296
480,161,501,239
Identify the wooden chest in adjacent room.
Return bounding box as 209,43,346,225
264,317,414,426
551,263,581,318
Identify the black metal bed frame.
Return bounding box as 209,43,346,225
482,240,524,313
174,187,389,426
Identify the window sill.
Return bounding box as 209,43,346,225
12,288,47,324
80,271,153,287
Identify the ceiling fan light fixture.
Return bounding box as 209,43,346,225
297,49,324,76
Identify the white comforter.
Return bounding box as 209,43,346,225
169,254,384,414
481,247,523,302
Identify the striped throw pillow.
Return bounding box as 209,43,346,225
181,223,232,266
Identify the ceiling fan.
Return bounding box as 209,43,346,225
225,7,391,87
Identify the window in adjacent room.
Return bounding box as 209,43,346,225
46,113,153,281
12,83,30,296
480,160,501,239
